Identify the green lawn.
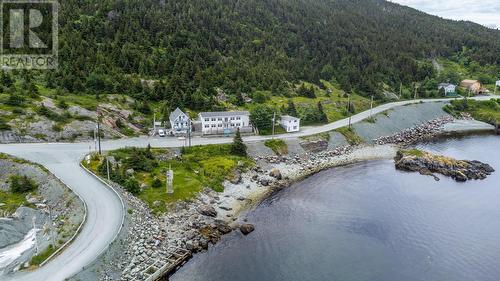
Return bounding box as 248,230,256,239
336,127,365,145
444,99,500,124
85,144,254,214
0,190,31,213
264,139,288,155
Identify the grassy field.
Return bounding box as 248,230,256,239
444,99,500,124
264,139,288,155
0,190,31,213
336,127,365,145
0,154,38,213
85,144,253,214
30,244,55,266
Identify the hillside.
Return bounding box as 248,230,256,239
51,0,500,101
1,0,500,142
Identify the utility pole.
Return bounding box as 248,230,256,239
106,156,110,181
188,121,192,147
153,112,156,134
97,118,102,155
347,94,352,128
370,95,374,119
93,127,97,153
399,82,402,99
32,216,39,254
414,83,418,100
272,112,276,136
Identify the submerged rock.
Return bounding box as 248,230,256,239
394,149,495,182
240,223,255,235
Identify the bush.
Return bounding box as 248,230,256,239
5,94,25,107
124,178,141,194
152,178,162,188
57,99,69,109
0,118,11,130
264,139,288,155
9,175,38,193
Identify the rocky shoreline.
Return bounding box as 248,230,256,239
395,150,495,182
77,114,497,281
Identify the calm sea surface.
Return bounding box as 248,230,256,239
172,135,500,281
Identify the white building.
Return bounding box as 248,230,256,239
280,115,300,133
169,108,190,134
199,111,252,135
438,83,457,95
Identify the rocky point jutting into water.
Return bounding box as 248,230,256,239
394,149,495,182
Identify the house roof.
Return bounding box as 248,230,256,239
169,107,187,121
281,115,300,121
460,79,480,86
199,111,249,118
438,83,455,88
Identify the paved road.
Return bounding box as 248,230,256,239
0,95,497,281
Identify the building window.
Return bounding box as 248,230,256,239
293,126,297,130
218,118,222,121
218,124,223,127
211,118,216,121
204,125,209,128
236,117,241,120
204,118,209,122
236,123,241,127
230,117,235,120
211,124,216,128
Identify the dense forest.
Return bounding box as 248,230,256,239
32,0,500,110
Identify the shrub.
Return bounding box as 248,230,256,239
5,94,25,107
124,178,141,194
57,99,69,109
0,118,11,130
152,178,162,188
264,139,288,155
9,175,38,193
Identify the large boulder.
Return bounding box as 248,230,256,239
269,169,282,180
240,223,255,235
198,205,217,217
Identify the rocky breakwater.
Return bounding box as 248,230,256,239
375,116,454,145
394,149,495,182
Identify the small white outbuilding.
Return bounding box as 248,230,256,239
280,115,300,133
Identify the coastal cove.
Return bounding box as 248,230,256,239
172,135,500,281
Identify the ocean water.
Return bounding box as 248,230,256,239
172,135,500,281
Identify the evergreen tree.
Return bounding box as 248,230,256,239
287,99,298,116
231,128,247,156
317,102,328,123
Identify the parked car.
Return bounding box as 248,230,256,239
158,129,166,137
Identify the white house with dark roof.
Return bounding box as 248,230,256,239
199,111,252,135
438,83,457,95
280,115,300,132
169,107,190,134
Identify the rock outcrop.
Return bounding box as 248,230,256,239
394,150,495,182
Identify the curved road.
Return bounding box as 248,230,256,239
0,96,497,281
